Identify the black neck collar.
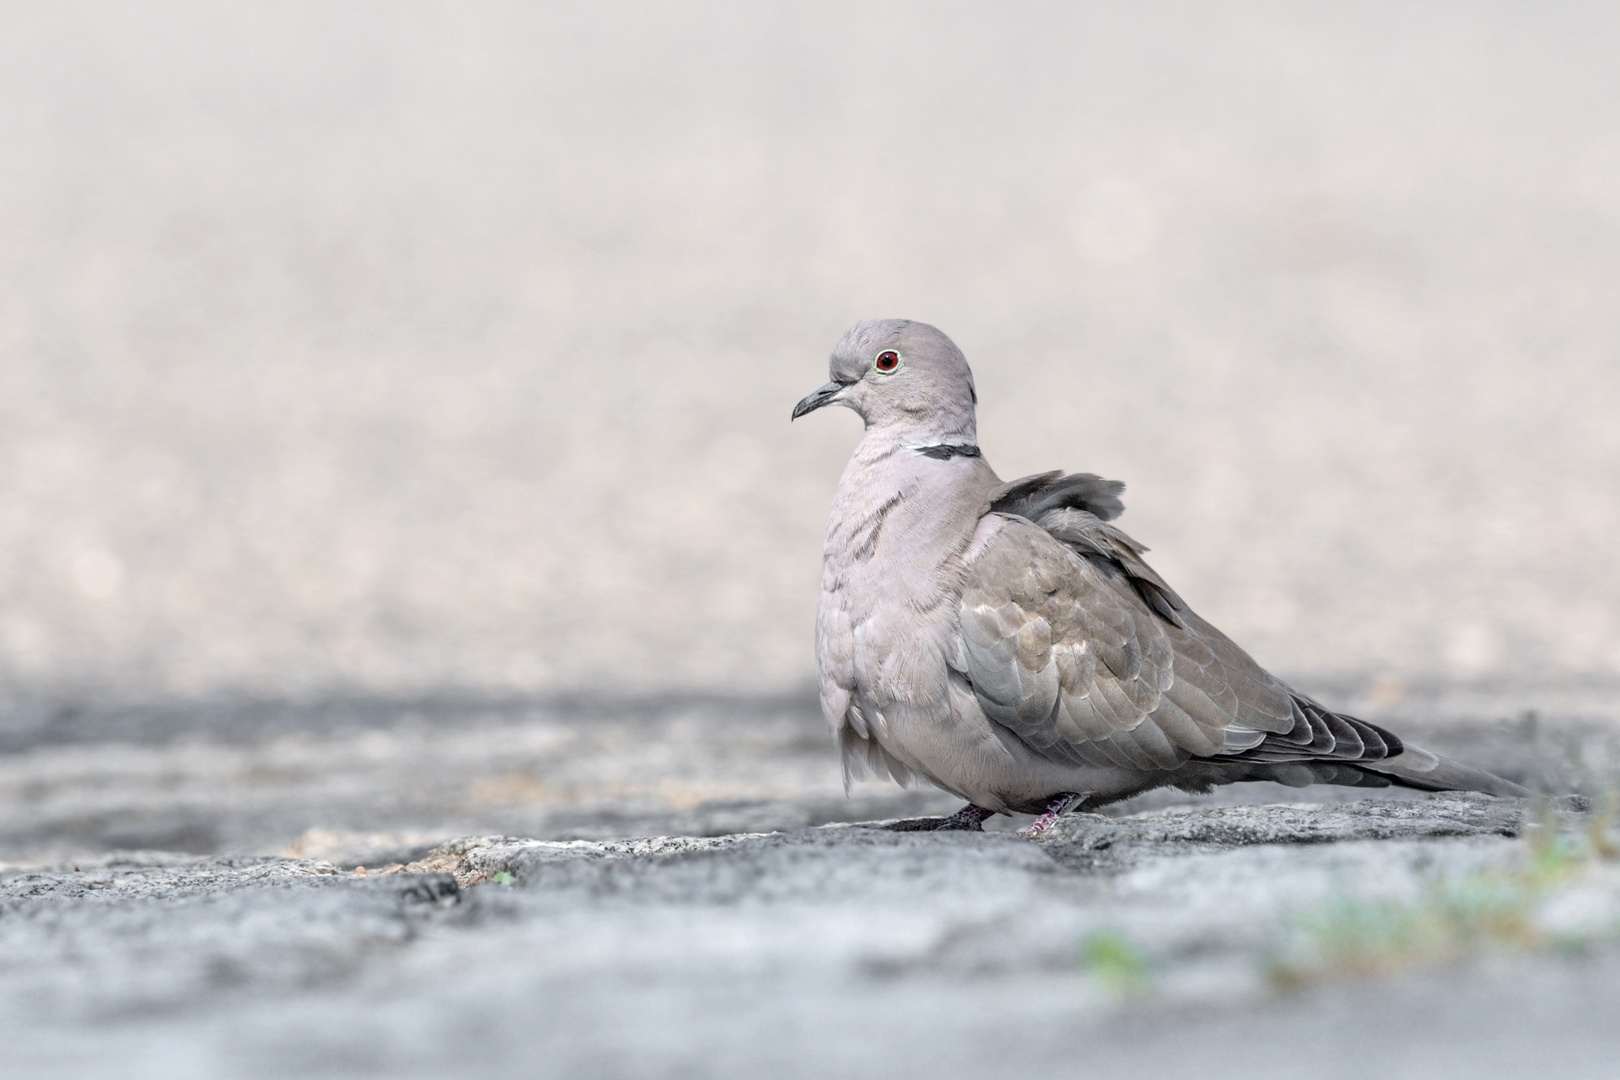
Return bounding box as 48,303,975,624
913,443,981,460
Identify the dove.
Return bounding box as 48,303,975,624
793,318,1528,834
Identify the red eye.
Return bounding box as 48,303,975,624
874,350,901,373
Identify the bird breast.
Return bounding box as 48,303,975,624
816,440,1000,743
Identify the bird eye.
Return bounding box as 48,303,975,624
874,350,901,373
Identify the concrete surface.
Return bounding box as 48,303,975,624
0,687,1617,1078
3,786,1617,1080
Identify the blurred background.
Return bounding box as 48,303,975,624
1,1,1618,861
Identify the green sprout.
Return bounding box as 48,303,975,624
1270,797,1620,990
1080,929,1150,997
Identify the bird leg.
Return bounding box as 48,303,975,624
1017,793,1084,836
882,803,996,832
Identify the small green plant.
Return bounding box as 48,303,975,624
1269,881,1534,988
1080,929,1150,997
1585,793,1619,861
490,871,517,886
1269,797,1620,990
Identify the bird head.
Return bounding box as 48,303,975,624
791,319,979,444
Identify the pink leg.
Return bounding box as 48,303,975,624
1017,793,1084,836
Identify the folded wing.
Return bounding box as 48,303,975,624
955,497,1401,776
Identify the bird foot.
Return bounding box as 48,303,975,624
882,804,995,832
1017,793,1084,836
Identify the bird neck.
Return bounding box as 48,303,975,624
860,409,978,448
829,426,1000,535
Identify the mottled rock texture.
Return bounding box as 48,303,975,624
3,782,1617,1079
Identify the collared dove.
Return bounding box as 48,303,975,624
793,318,1528,834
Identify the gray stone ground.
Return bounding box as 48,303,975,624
3,684,1619,1079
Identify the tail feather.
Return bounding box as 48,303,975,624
1361,746,1531,798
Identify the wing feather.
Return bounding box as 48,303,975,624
956,514,1402,778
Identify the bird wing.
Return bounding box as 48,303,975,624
988,470,1127,522
954,511,1399,772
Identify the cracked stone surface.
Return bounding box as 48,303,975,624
1,822,1614,1080
2,692,1618,1080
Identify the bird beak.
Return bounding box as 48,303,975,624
791,381,848,420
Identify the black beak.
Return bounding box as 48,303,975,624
791,380,849,420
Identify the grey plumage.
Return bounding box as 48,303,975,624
793,318,1527,824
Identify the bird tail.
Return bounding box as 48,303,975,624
1360,745,1531,798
